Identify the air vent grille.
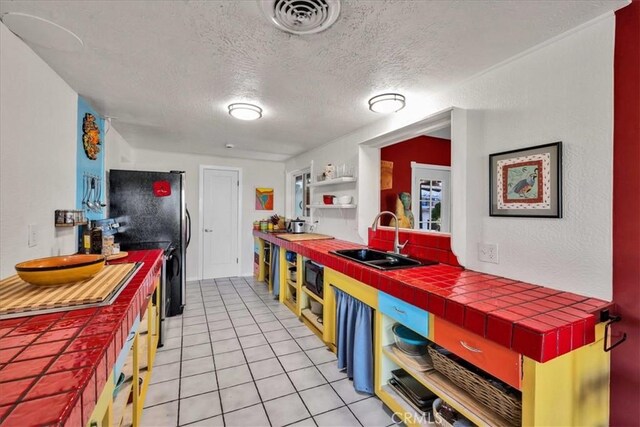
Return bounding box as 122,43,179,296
260,0,341,35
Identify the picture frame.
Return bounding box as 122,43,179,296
255,187,274,211
489,142,562,218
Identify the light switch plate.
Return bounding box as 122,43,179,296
478,243,498,264
28,224,38,247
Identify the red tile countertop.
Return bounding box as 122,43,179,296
0,250,163,427
254,231,611,363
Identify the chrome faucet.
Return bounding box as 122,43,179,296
371,211,408,255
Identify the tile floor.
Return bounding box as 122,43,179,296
141,277,397,427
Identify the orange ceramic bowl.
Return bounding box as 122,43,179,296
15,254,105,286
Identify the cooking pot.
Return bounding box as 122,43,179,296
287,217,306,234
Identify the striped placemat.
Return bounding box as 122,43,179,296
0,263,139,317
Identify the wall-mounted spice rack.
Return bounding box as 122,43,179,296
54,210,88,227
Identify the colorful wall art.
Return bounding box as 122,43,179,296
255,187,274,211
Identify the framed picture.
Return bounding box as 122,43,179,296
489,142,562,218
380,160,393,190
255,187,274,210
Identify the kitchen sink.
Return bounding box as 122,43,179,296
331,248,433,270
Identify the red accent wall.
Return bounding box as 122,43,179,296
380,135,451,224
611,1,640,424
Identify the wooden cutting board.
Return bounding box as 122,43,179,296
0,263,139,317
277,233,335,242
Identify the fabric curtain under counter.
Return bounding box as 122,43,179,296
334,287,374,394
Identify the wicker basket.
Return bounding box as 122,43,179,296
427,346,522,426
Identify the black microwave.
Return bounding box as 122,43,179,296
304,260,324,298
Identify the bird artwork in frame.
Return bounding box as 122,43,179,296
489,142,562,218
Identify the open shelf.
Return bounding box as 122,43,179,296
121,402,134,427
112,379,133,427
302,286,323,303
287,279,297,288
308,176,356,187
307,204,356,209
379,384,433,426
55,221,88,227
382,345,512,426
301,308,324,334
283,298,297,314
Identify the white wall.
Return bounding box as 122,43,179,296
130,149,285,279
285,15,615,300
285,140,362,244
444,16,614,300
0,23,78,277
105,124,136,170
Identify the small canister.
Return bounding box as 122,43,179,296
324,164,336,179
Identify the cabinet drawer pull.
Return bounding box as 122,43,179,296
460,340,482,353
393,306,406,315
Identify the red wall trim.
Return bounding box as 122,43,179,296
611,1,640,425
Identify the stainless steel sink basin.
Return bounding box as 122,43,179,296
331,248,434,270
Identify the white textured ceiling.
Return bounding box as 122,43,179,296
0,0,626,161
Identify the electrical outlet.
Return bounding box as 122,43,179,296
28,224,38,247
478,243,498,264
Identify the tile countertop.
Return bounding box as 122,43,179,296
0,249,163,427
254,231,612,363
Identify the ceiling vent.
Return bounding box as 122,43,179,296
259,0,341,35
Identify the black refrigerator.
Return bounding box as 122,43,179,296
108,170,190,318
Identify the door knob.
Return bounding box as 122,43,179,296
204,229,213,232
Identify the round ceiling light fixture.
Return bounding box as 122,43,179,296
228,103,263,121
0,12,84,52
368,93,406,114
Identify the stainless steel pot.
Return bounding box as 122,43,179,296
287,218,306,234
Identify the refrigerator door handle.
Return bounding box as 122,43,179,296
186,208,192,248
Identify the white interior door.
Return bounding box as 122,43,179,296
411,163,451,233
202,168,239,279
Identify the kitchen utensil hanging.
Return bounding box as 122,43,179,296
82,173,105,213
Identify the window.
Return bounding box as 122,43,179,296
411,163,450,233
419,180,443,231
293,170,311,218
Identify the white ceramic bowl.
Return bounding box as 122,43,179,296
337,195,352,205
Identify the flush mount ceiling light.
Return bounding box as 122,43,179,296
0,12,83,52
368,93,406,114
228,103,263,121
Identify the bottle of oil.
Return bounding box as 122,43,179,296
82,222,92,254
90,224,103,255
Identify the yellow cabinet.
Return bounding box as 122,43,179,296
87,276,161,427
322,268,378,356
279,251,302,317
377,309,610,426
